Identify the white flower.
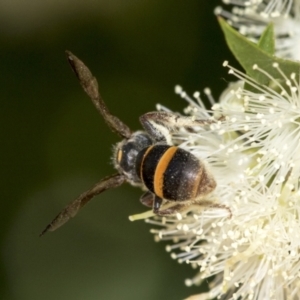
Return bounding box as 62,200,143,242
143,63,300,300
215,0,300,60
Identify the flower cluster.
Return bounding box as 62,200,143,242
136,1,300,299
216,0,300,60
149,63,300,299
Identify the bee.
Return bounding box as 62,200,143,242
40,51,222,236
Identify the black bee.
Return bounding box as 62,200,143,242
40,52,221,236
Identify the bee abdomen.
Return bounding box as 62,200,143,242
136,145,216,201
135,145,170,193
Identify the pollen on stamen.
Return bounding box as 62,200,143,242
286,79,292,86
291,86,297,93
165,245,172,252
185,246,191,252
185,279,193,287
182,224,189,232
291,73,296,80
176,212,182,220
175,85,183,94
283,89,289,96
180,91,187,98
204,88,211,98
154,235,160,242
223,60,229,67
193,91,200,99
212,103,220,110
196,228,203,235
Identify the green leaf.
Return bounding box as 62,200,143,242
258,23,275,55
218,17,300,87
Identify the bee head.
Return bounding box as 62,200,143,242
114,131,152,184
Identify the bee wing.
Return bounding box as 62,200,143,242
40,173,126,236
66,50,132,139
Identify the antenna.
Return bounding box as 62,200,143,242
66,51,132,139
40,173,126,236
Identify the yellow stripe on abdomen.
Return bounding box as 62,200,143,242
154,146,178,198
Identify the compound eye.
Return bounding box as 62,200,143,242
117,142,140,174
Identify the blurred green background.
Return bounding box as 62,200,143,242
1,1,235,299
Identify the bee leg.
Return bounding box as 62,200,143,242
152,196,164,214
140,191,154,208
192,199,232,218
153,196,185,216
151,196,231,218
155,203,186,216
152,198,232,217
208,203,232,218
140,111,215,144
